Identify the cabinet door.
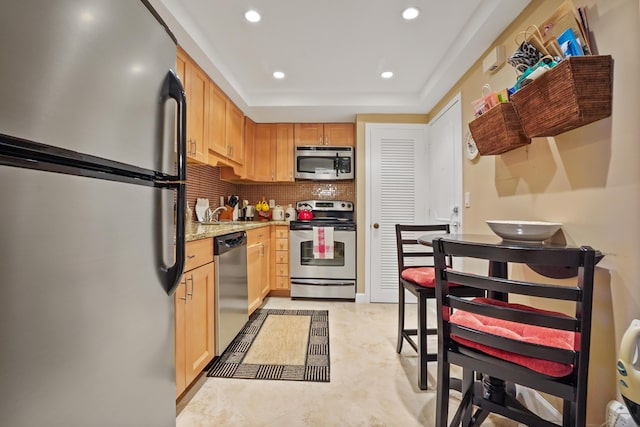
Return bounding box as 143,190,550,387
185,60,209,163
175,52,186,91
294,123,324,146
324,123,354,146
254,124,275,182
247,242,262,315
275,124,294,182
174,280,187,398
184,262,215,386
242,117,256,180
208,83,227,158
226,102,244,164
260,238,271,298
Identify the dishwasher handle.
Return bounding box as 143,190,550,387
214,231,247,255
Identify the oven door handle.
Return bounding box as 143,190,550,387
290,280,354,287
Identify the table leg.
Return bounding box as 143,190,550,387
483,260,508,403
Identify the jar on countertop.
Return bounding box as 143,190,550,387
285,204,296,222
272,205,285,221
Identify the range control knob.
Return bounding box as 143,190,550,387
341,203,346,207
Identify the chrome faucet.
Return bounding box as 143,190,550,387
205,206,227,222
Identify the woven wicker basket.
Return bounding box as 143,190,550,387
511,55,613,137
468,103,530,155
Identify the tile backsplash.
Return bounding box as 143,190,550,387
185,165,236,220
186,164,355,220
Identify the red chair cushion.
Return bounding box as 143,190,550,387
401,267,462,288
450,298,574,377
401,267,436,287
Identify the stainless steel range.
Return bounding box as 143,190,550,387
289,200,356,300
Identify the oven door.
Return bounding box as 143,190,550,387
289,229,356,279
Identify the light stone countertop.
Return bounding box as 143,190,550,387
184,221,290,242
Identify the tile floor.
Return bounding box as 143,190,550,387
176,297,517,426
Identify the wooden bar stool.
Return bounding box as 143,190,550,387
433,238,596,426
395,224,484,390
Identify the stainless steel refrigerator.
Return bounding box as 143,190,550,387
0,1,187,426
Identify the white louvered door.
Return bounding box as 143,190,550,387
366,124,429,303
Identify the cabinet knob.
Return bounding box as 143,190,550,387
373,223,380,229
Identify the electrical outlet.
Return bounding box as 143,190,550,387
607,400,634,427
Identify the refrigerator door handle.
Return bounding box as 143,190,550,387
161,70,187,296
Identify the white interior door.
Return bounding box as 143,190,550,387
428,95,463,233
366,124,429,303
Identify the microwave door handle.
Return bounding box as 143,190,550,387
334,154,339,178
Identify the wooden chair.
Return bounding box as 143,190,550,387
395,224,485,390
433,237,596,426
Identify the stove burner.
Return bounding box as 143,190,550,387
291,199,356,231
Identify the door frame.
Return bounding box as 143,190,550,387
363,93,463,302
428,93,464,233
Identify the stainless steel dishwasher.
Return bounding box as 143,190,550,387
214,231,248,356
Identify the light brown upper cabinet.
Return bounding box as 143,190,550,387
241,117,256,180
274,124,294,182
176,48,208,164
220,116,260,182
294,123,354,146
226,102,244,164
207,81,244,168
252,123,276,182
252,123,294,182
208,83,227,157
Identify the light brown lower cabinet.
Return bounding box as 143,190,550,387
247,227,270,315
175,239,215,398
271,226,290,291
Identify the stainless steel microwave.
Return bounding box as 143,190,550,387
294,146,354,180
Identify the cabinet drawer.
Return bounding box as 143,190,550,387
275,238,289,251
273,276,289,290
275,227,289,239
275,250,289,265
185,238,213,272
274,263,289,277
246,228,268,245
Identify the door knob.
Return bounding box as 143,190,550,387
373,223,379,229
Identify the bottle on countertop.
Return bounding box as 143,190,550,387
185,202,192,228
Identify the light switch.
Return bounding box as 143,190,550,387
464,192,471,208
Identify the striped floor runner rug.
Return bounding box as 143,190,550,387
207,309,330,382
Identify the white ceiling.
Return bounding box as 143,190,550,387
150,0,530,122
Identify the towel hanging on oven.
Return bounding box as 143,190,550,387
313,227,334,259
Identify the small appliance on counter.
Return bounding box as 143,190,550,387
272,205,285,221
285,204,297,222
228,195,239,220
617,319,640,424
244,205,255,221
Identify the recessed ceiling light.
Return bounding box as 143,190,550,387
273,71,285,79
402,7,420,20
380,71,394,79
244,10,261,23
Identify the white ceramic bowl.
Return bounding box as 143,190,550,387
485,220,562,242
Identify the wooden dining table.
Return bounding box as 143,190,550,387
416,232,603,404
417,232,603,280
